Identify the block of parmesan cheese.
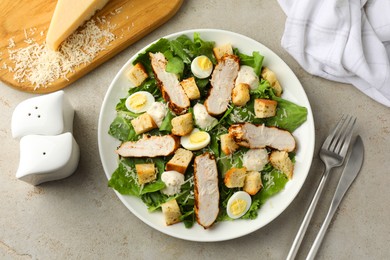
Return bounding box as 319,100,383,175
46,0,109,50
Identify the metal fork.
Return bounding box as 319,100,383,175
286,114,356,260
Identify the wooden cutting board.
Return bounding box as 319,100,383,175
0,0,183,93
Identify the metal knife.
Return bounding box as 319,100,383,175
306,135,365,260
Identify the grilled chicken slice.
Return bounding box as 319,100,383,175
229,123,296,152
204,54,240,116
194,152,219,229
149,52,190,114
116,135,179,157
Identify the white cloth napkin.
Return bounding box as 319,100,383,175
278,0,390,107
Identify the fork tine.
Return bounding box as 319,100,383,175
322,114,348,150
329,115,350,150
328,115,354,152
335,116,356,157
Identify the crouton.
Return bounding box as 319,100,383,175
131,113,157,135
243,171,263,195
127,63,148,87
224,167,247,188
232,83,251,106
220,133,239,155
270,150,294,179
161,199,182,225
135,163,156,185
261,67,282,97
213,43,233,61
180,77,201,100
166,148,194,174
171,113,194,136
254,98,278,118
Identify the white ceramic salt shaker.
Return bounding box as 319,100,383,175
11,90,74,138
15,132,80,185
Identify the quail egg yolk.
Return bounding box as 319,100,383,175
128,94,146,110
197,56,212,70
229,199,248,217
189,131,208,144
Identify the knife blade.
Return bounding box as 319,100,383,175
306,135,364,260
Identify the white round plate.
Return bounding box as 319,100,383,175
98,29,315,242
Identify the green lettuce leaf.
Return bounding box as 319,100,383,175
108,115,136,142
265,95,308,132
108,162,140,196
250,80,308,132
159,110,175,132
132,38,171,73
236,50,264,75
166,56,185,76
169,39,192,64
141,192,168,212
192,32,216,64
109,158,167,198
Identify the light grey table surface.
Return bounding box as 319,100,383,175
1,1,389,259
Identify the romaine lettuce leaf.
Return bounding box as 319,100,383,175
265,95,308,132
166,56,185,76
192,32,216,64
108,115,136,142
132,38,171,73
236,50,264,75
169,39,192,64
108,161,140,196
159,110,175,132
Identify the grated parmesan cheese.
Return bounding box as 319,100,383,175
6,18,116,89
8,38,16,49
263,172,275,190
181,176,195,204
